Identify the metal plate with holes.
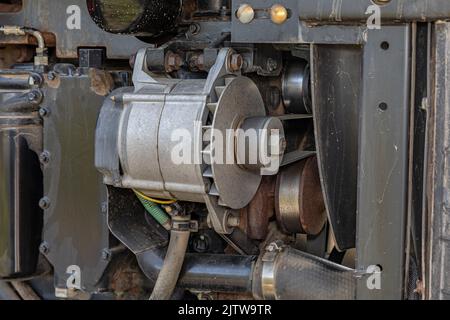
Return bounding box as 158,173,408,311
356,25,411,300
41,73,110,292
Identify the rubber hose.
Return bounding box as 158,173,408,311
149,222,190,300
136,193,171,230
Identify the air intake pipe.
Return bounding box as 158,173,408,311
137,241,356,299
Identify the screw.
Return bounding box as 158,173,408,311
39,197,51,210
188,23,200,35
39,107,49,117
27,90,38,102
266,58,278,72
47,71,56,81
101,249,111,261
39,151,51,165
39,242,50,255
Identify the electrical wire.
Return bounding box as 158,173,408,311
133,189,177,205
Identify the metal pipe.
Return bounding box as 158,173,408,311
0,90,43,113
138,241,356,299
252,244,356,300
137,249,256,293
149,215,191,300
0,77,31,90
0,26,47,66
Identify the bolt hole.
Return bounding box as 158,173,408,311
376,264,383,272
378,102,388,111
380,41,390,50
373,0,391,6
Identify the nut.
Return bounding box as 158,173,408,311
165,52,183,72
229,54,243,72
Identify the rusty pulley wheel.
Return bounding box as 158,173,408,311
275,155,326,235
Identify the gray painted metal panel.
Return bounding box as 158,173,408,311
356,25,411,299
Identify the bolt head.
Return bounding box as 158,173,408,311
39,242,50,254
266,58,278,72
270,4,289,25
27,91,37,101
47,72,56,81
236,4,255,24
39,151,50,164
39,197,50,210
39,107,49,117
101,249,111,261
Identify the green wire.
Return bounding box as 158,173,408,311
135,192,171,230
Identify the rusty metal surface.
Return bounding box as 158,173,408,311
239,176,276,240
275,156,326,235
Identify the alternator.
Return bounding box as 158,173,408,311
96,48,285,234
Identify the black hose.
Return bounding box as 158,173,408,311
137,249,256,294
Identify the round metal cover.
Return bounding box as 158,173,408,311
211,76,265,209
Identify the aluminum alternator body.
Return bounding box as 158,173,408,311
96,48,284,233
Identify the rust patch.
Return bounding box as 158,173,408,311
239,176,276,240
89,69,114,96
45,74,61,89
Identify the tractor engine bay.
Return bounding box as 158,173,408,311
0,0,449,301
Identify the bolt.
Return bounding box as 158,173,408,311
270,4,289,25
165,52,183,72
39,242,50,255
227,215,240,227
188,23,200,35
266,58,278,72
101,249,111,261
27,90,38,102
39,107,49,118
229,54,243,72
192,234,209,253
47,71,56,81
236,4,255,24
39,151,50,165
29,74,43,86
39,197,51,210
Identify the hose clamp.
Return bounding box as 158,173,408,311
261,240,285,300
171,215,198,232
